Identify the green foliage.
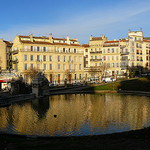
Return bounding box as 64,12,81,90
94,82,120,91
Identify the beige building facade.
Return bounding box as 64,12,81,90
0,39,12,71
84,30,150,81
12,34,85,84
1,29,150,84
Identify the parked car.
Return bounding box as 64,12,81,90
101,77,116,83
49,83,55,87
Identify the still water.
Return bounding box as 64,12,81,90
0,93,150,136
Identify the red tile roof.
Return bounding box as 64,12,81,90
104,40,119,43
82,44,90,47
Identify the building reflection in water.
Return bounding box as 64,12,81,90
0,93,150,136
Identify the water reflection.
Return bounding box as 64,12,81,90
0,93,150,136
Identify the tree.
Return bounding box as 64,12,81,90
23,67,38,82
88,63,110,82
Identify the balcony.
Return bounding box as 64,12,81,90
90,59,102,61
12,50,19,55
90,51,102,54
120,58,129,61
120,52,129,55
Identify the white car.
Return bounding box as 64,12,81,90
101,77,116,83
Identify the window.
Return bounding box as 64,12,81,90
24,55,27,61
63,48,65,53
79,56,82,62
74,74,77,80
74,49,76,53
24,64,27,70
99,63,101,66
69,56,71,62
49,47,52,52
79,64,82,70
37,55,41,61
37,46,40,52
68,48,71,53
31,64,34,70
49,56,52,61
43,55,46,61
74,64,77,70
24,46,27,51
116,63,119,67
95,63,97,66
107,48,110,53
112,56,114,60
43,47,47,52
95,48,97,52
103,56,106,61
63,64,66,70
58,64,60,70
30,55,33,61
74,56,77,62
69,64,71,70
58,56,60,62
30,46,34,51
91,56,93,60
95,56,97,60
112,63,115,68
37,64,40,70
57,47,59,52
44,64,46,70
116,56,119,60
112,48,114,53
79,74,82,80
64,56,66,62
50,64,52,70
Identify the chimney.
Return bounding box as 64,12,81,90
90,35,92,40
30,34,33,42
49,33,52,43
67,35,70,44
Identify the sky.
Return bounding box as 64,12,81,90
1,0,150,44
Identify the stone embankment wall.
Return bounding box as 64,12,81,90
0,93,35,107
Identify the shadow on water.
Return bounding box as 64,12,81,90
31,96,50,119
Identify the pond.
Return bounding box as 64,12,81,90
0,93,150,136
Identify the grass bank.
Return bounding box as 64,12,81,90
94,77,150,92
94,82,120,91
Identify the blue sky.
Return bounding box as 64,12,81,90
1,0,150,43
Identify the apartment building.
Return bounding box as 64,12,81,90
12,34,85,84
84,30,150,81
0,38,12,71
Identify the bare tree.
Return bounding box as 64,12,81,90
23,67,38,81
88,63,110,82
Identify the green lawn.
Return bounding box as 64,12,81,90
94,82,120,91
